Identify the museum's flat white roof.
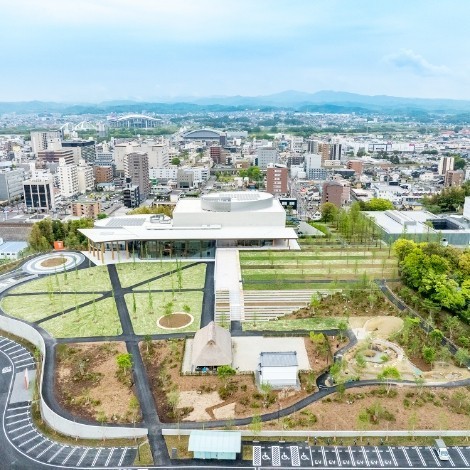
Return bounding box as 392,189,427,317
79,225,297,243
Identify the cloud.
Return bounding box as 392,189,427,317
384,49,450,76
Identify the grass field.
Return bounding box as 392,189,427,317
0,293,103,322
116,261,205,288
240,247,398,290
125,290,204,334
10,265,112,293
40,297,122,338
243,317,341,331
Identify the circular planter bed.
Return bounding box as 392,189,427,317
157,312,193,330
40,257,66,268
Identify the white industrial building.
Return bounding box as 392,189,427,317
258,351,299,389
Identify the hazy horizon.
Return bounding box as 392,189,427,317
1,0,469,102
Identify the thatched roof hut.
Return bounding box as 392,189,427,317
191,321,232,370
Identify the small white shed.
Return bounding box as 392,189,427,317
258,351,298,389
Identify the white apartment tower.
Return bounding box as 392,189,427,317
57,158,79,198
30,131,62,154
77,160,95,193
438,156,455,176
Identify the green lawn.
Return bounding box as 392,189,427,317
116,261,206,289
242,316,342,331
40,297,122,338
10,266,112,293
125,290,204,334
0,293,103,322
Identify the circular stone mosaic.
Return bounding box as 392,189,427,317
23,252,86,275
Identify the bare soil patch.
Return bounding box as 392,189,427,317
41,257,66,268
158,313,192,329
141,338,343,422
258,386,470,431
55,342,142,424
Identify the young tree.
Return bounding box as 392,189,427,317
217,365,236,390
455,348,470,367
116,353,133,375
320,202,338,223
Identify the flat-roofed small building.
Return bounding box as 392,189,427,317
188,431,241,460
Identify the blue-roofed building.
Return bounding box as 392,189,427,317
0,240,28,260
188,430,241,460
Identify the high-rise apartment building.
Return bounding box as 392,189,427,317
122,178,140,208
37,148,75,167
57,159,79,198
62,140,96,164
256,148,278,169
140,141,169,168
329,143,343,161
347,160,364,175
77,160,95,193
445,169,464,187
321,180,350,207
30,130,61,154
124,152,150,201
266,166,288,195
94,165,114,184
0,169,25,202
438,156,454,175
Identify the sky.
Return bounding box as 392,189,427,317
1,0,469,102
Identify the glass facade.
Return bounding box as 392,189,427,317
136,239,216,259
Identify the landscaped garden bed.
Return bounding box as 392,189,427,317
55,342,141,424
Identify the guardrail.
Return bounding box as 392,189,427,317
0,315,148,440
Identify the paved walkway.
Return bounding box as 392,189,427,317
215,248,244,321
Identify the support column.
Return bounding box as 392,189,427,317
88,239,91,254
111,241,115,260
101,243,105,264
125,241,129,259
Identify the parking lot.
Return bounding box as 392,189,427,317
252,443,470,468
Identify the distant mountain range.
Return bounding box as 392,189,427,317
1,90,470,115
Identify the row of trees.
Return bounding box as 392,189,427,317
28,219,94,252
394,239,470,321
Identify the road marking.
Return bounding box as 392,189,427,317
91,448,102,466
2,366,12,373
454,447,469,466
76,448,89,466
62,447,77,465
7,413,29,426
6,411,28,419
0,339,11,345
414,446,426,466
4,345,22,353
335,447,342,466
48,445,66,463
105,447,115,466
12,428,34,440
7,405,29,412
448,453,456,467
117,448,127,466
10,352,30,360
36,442,55,458
18,433,40,447
253,445,261,466
361,446,369,466
401,447,412,466
14,357,34,364
26,438,46,454
308,445,314,466
290,445,300,466
375,446,384,466
427,446,441,466
272,446,280,466
10,423,33,433
388,446,398,466
321,446,328,466
348,446,356,466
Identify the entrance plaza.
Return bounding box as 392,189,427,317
79,191,299,264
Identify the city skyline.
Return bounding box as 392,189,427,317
1,0,469,102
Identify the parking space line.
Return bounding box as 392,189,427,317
6,411,28,419
454,447,469,466
335,447,342,467
7,405,29,412
10,352,29,360
18,433,40,447
36,442,55,458
7,417,30,426
12,428,34,440
105,447,115,466
414,446,426,466
388,447,398,466
374,446,384,466
361,446,369,466
91,448,102,466
16,362,35,370
48,445,66,463
348,446,356,466
448,453,455,467
427,446,441,466
4,345,22,353
308,446,314,466
76,448,89,466
62,447,77,465
14,357,34,364
117,448,127,466
10,423,33,433
321,446,328,467
26,438,46,454
401,447,412,466
0,339,11,345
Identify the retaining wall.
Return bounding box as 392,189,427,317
0,315,148,440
